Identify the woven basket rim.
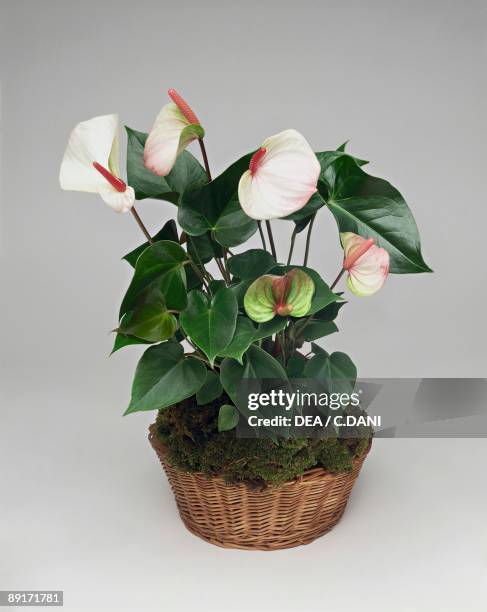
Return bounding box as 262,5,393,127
148,423,371,489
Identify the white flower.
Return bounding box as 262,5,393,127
143,89,204,177
238,129,320,220
59,114,135,213
341,232,390,296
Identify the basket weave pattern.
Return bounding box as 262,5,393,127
149,425,370,550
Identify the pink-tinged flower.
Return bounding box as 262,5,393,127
59,114,135,213
238,129,320,220
244,268,315,323
341,232,390,296
143,89,205,177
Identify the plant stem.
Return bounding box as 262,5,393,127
222,247,230,277
265,220,277,260
188,260,209,291
303,214,316,266
330,268,345,290
257,221,267,251
215,256,230,284
198,138,212,181
130,207,153,244
287,226,298,265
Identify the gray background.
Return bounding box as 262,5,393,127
1,0,486,610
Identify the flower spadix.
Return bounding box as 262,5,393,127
244,268,315,323
238,129,320,220
143,89,205,177
59,114,135,213
341,232,390,296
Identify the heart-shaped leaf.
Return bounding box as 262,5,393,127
196,370,223,405
219,316,288,364
227,249,276,280
118,289,177,342
125,342,206,414
319,153,431,274
123,220,179,268
303,351,357,395
218,404,239,432
220,344,288,405
125,127,207,202
178,153,257,247
120,241,188,317
180,287,238,365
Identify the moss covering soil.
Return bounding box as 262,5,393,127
155,393,372,489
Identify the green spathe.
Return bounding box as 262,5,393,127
244,269,315,323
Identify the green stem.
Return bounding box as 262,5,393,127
303,214,316,266
287,226,298,265
188,260,209,291
265,220,277,260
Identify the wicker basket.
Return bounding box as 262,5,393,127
149,424,370,550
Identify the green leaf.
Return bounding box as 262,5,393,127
319,154,431,273
284,192,326,223
123,220,179,268
229,279,252,308
303,351,357,395
178,153,257,247
125,342,206,414
219,316,287,364
227,249,276,280
218,404,239,432
270,265,340,316
111,331,152,354
196,370,223,405
220,344,287,405
218,317,256,363
125,127,207,202
187,232,223,264
120,241,188,317
208,280,226,296
300,321,338,342
286,352,307,377
180,288,238,365
118,289,177,342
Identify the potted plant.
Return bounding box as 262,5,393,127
59,89,430,550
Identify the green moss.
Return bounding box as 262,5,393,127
155,396,371,488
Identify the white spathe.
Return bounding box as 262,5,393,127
143,102,202,177
341,232,390,296
238,129,321,221
59,114,135,213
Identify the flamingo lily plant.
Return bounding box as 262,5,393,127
60,89,430,426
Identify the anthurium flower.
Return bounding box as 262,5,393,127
238,129,320,220
59,114,135,213
244,268,315,323
143,89,205,177
341,232,390,296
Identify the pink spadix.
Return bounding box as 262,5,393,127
168,89,200,125
92,162,127,193
343,238,375,270
249,148,267,176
